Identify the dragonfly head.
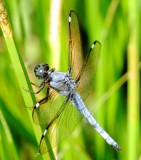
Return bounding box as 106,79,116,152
34,63,49,79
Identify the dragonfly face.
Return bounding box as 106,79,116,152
34,63,50,79
26,10,121,155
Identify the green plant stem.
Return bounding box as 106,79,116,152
0,1,55,159
127,0,140,160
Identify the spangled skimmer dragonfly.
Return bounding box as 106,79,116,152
27,10,121,155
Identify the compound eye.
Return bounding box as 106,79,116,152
34,63,49,79
34,65,40,73
44,64,49,71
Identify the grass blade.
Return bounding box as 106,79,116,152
0,1,55,159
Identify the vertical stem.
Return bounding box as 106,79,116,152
127,0,140,160
49,0,62,69
0,1,55,159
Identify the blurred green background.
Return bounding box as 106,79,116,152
0,0,140,160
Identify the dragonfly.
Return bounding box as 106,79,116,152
27,10,121,155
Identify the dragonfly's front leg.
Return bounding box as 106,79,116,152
24,81,46,94
31,82,40,88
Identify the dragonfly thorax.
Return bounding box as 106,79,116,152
49,71,76,96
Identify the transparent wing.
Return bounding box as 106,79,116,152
32,88,67,125
68,10,101,100
68,10,83,79
39,101,81,154
32,86,82,154
76,41,101,100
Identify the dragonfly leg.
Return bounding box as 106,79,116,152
23,81,46,94
31,82,40,88
49,68,55,73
